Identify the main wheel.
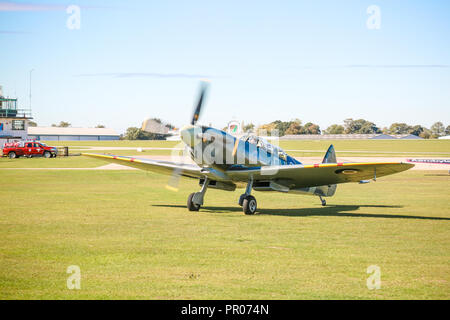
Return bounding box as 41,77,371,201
8,152,16,159
321,199,327,206
43,151,51,158
242,195,257,215
187,192,200,211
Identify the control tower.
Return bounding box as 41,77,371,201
0,85,33,145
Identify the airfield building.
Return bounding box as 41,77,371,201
0,86,33,146
27,127,120,141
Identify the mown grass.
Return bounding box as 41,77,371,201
0,169,448,299
0,156,104,168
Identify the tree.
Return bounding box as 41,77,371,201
302,122,321,134
430,122,445,137
95,124,105,128
445,125,450,136
388,123,411,135
257,122,278,136
285,121,303,135
52,121,71,127
258,119,304,136
243,123,255,133
359,122,381,134
419,128,433,139
407,125,425,137
344,118,380,134
272,120,292,136
123,127,165,140
324,124,344,134
28,121,37,127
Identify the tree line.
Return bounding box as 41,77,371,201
41,119,450,140
245,119,449,139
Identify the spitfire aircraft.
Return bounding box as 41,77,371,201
83,82,414,215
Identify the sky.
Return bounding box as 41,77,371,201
0,0,449,134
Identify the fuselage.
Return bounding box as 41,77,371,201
180,125,300,172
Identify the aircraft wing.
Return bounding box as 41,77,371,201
226,162,414,188
82,153,207,179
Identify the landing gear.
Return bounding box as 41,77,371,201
319,196,327,206
187,193,200,211
242,195,257,215
238,177,257,215
187,178,209,211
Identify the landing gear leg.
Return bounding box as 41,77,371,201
187,178,209,211
239,177,257,215
319,196,327,206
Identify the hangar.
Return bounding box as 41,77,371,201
28,127,120,141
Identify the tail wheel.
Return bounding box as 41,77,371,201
8,152,16,159
187,192,200,211
242,195,257,215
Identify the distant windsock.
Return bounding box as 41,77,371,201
227,120,242,135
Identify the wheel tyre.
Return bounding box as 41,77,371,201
43,151,51,158
238,194,246,206
321,199,327,206
8,152,16,159
242,195,257,215
187,192,200,211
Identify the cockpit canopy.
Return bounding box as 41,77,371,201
241,134,288,160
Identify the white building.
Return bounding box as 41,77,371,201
28,127,120,141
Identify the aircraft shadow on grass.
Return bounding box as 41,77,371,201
152,204,450,221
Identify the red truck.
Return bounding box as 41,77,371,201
2,141,58,159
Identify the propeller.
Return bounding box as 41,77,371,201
191,81,209,125
166,81,210,192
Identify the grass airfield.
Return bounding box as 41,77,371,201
0,140,449,299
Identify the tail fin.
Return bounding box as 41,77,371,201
322,144,336,163
316,145,337,197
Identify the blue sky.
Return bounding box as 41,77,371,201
0,0,449,134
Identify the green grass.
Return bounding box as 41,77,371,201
0,156,104,168
0,169,448,299
279,139,450,153
47,140,180,148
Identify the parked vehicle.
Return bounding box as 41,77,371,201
2,141,58,159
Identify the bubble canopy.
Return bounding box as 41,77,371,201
241,134,288,159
